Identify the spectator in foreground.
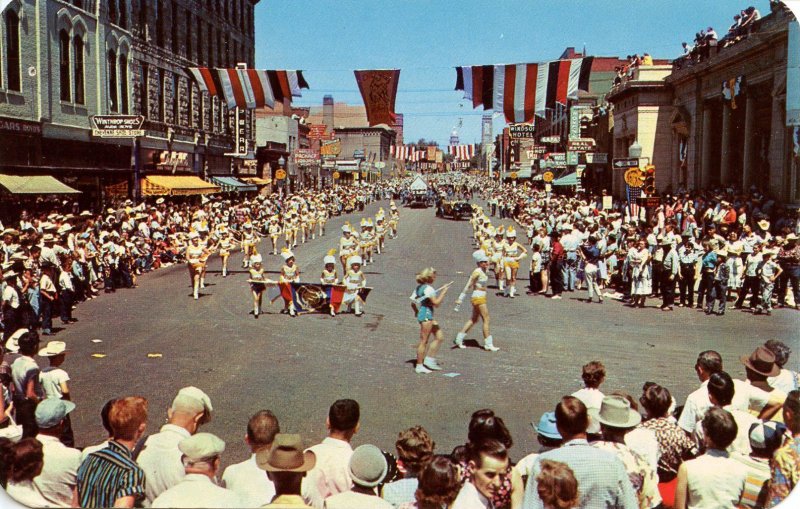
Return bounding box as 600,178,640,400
324,444,393,509
137,386,214,504
80,398,117,462
152,432,242,508
33,398,80,507
397,455,460,509
523,396,637,509
382,426,435,507
764,340,798,394
734,421,786,509
302,398,360,508
571,361,606,438
258,433,316,509
452,439,510,509
516,412,564,479
674,408,747,509
77,396,148,508
5,438,50,508
535,460,579,509
768,390,800,507
222,409,280,508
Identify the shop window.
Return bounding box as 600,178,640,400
60,30,71,101
74,35,85,105
5,9,21,91
108,49,118,112
119,53,128,113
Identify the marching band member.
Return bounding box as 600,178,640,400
299,206,310,244
307,205,318,241
216,224,233,277
410,267,450,374
321,249,339,317
491,226,508,291
454,249,499,351
359,218,371,264
375,211,387,254
503,227,528,298
185,232,209,300
279,248,300,317
268,216,282,255
388,201,399,239
248,252,274,319
317,202,328,237
240,221,257,268
339,223,358,274
283,212,296,249
343,255,366,316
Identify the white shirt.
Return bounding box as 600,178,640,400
2,284,20,308
452,481,492,509
572,388,605,434
768,369,798,394
152,473,242,508
34,434,81,507
40,367,69,400
137,423,192,505
678,379,770,433
221,453,276,507
625,427,660,472
683,450,747,509
324,490,394,509
6,480,56,508
302,437,354,509
80,440,110,463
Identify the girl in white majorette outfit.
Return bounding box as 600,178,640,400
342,255,366,316
216,224,233,277
268,216,282,255
240,221,258,268
454,249,499,351
490,226,508,291
339,223,358,274
321,249,339,317
248,252,276,319
278,248,300,316
502,227,528,298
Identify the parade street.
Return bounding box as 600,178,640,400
62,200,798,468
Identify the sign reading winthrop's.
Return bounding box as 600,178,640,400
91,115,145,137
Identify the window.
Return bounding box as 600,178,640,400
5,10,21,91
74,35,85,104
108,50,118,112
141,64,149,117
171,1,178,54
59,30,71,101
186,10,193,62
159,73,166,121
119,53,128,113
208,24,214,66
156,0,164,47
119,1,127,28
217,30,222,67
109,0,118,24
196,20,203,65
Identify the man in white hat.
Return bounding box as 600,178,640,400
39,340,75,446
776,232,799,309
137,387,214,504
152,433,241,508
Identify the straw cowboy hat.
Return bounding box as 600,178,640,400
589,395,642,429
256,434,316,472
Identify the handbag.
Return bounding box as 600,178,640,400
0,413,24,442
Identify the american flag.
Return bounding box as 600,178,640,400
626,185,642,222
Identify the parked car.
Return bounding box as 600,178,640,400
408,191,430,208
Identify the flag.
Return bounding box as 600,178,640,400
626,185,642,222
493,64,539,124
271,283,371,314
354,69,401,126
448,144,475,160
185,67,304,110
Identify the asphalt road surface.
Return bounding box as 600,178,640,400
58,199,798,468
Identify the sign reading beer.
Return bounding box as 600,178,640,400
275,169,287,180
235,109,247,155
509,123,536,139
320,139,342,156
91,115,145,137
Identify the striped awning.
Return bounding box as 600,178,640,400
552,172,578,186
210,176,258,192
0,174,81,194
141,175,220,196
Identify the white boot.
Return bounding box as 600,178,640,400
484,336,499,351
499,279,505,291
200,278,206,289
510,285,516,298
454,332,466,349
354,301,363,316
254,305,260,319
222,267,227,277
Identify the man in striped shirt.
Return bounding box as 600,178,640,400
77,396,148,508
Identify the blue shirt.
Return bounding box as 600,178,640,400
702,252,718,271
77,441,146,508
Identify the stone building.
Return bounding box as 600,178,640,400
0,0,259,204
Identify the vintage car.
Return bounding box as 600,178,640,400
436,200,472,220
408,191,430,208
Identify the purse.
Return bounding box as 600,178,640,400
0,413,24,443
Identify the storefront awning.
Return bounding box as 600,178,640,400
552,173,578,186
209,176,258,193
141,175,220,196
242,177,272,186
0,174,81,194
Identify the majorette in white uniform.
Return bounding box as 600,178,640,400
279,248,299,316
342,255,366,316
339,223,358,273
454,249,499,351
502,227,527,298
321,249,339,317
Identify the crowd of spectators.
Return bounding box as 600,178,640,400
0,335,798,508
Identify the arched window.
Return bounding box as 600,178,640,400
74,35,85,104
108,49,118,112
5,9,21,91
119,53,128,113
59,30,71,101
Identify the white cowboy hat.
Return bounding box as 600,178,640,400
473,250,489,263
347,255,363,266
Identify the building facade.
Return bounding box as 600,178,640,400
0,0,259,204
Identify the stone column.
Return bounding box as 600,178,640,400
720,102,732,185
742,94,756,190
701,106,713,189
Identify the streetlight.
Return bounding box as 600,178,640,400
628,140,642,159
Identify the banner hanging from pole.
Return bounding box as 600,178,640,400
354,69,400,126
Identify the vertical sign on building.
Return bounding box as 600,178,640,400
236,108,247,155
787,19,800,127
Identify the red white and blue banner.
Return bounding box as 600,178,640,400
187,68,309,110
268,283,372,314
455,57,593,124
448,144,476,160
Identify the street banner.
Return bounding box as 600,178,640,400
354,69,400,126
788,19,800,126
267,283,372,314
427,146,437,161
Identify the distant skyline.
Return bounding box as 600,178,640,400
255,1,793,146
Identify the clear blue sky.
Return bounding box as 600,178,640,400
254,0,778,146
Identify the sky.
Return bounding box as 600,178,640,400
254,0,788,146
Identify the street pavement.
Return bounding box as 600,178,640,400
60,199,798,468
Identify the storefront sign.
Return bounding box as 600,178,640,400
540,135,561,144
0,117,42,136
566,152,579,165
567,138,596,152
295,149,320,165
91,115,145,137
156,151,192,171
353,149,365,159
308,124,332,140
320,139,342,156
637,197,661,207
509,123,536,139
275,169,287,180
236,109,247,155
585,152,608,164
333,171,341,179
542,171,555,183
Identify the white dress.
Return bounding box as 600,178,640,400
631,248,652,295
